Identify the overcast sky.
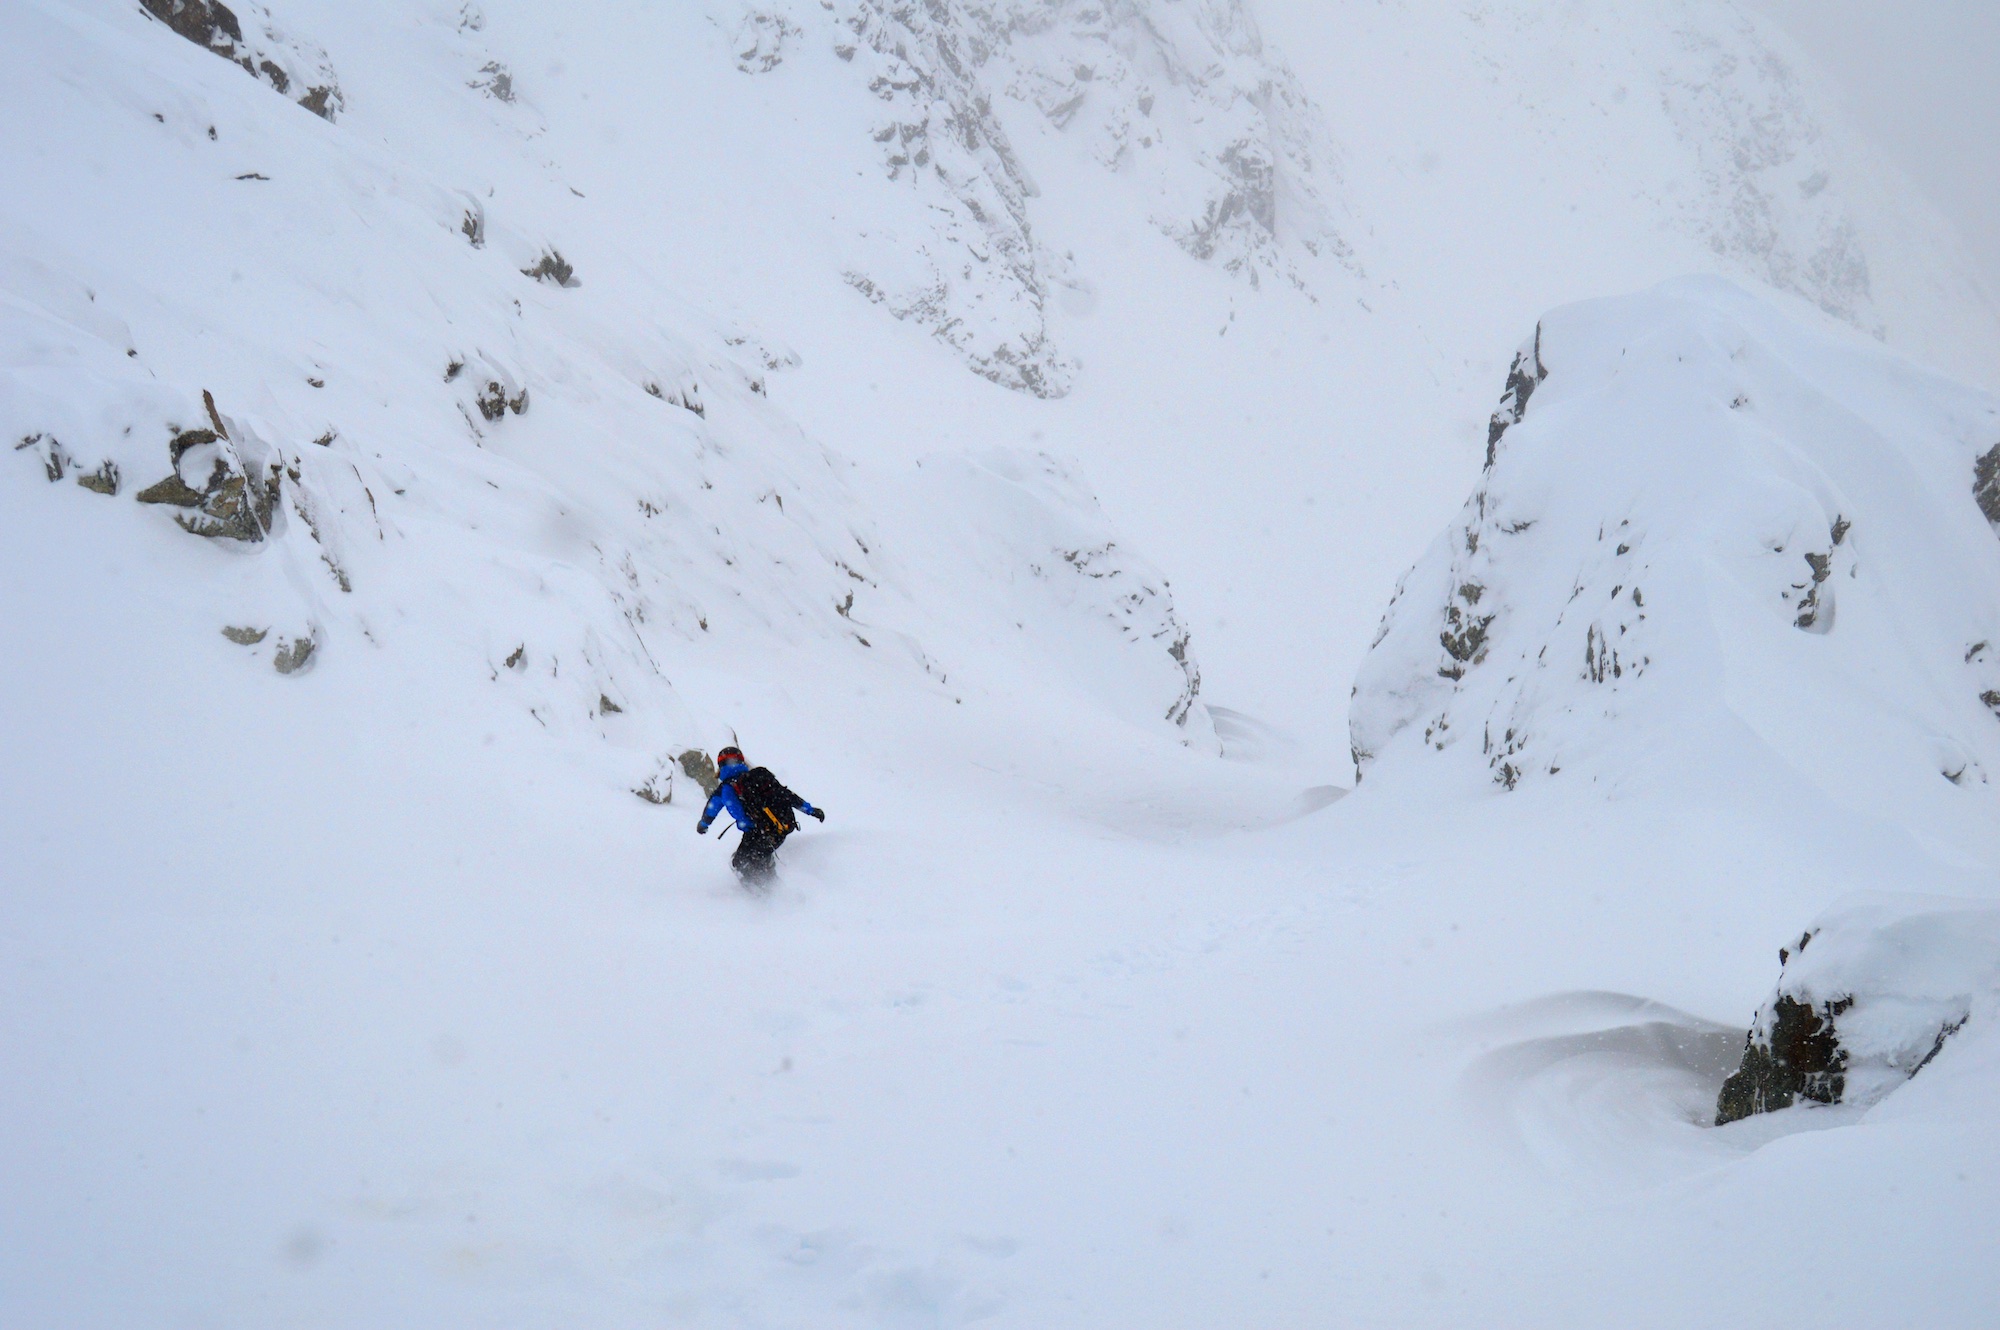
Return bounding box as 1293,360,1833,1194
1742,0,2000,302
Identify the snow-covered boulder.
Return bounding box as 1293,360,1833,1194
1715,894,2000,1123
1350,279,2000,817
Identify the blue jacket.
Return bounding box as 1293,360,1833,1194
697,761,818,834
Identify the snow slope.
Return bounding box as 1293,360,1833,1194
6,1,2000,1327
0,0,1221,785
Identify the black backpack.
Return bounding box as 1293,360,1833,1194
731,766,797,835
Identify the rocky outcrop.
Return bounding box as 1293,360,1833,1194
829,0,1070,397
218,622,317,675
447,355,530,432
1974,443,2000,526
1714,990,1852,1123
1715,898,1999,1125
1348,281,2000,795
1657,9,1875,333
632,748,724,806
520,249,577,288
16,433,71,482
749,0,1349,396
469,60,514,102
1003,0,1349,289
677,748,721,798
1484,326,1546,468
76,460,120,495
138,0,344,121
271,629,317,674
134,420,280,543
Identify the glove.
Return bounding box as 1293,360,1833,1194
696,818,712,834
808,807,825,822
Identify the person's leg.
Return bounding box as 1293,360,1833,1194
732,830,779,885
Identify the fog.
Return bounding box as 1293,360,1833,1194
1742,0,2000,305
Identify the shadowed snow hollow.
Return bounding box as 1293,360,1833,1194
1351,280,2000,835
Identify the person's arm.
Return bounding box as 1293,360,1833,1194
698,784,750,833
779,780,824,821
695,786,728,833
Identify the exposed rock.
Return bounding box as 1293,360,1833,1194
470,60,514,102
138,0,344,121
221,624,268,644
504,644,526,670
1351,337,1548,780
76,460,120,495
297,85,344,124
520,249,577,287
598,693,623,714
474,380,529,422
272,630,317,674
134,472,206,507
1484,326,1546,468
677,748,721,798
632,770,672,804
735,12,801,73
1656,9,1875,332
646,378,704,417
1974,443,2000,525
135,416,282,543
174,465,277,541
15,433,68,482
141,0,245,50
914,449,1214,744
807,0,1349,396
1439,582,1492,679
1713,897,1999,1125
1715,990,1851,1123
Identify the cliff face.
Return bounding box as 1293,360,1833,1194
736,0,1350,396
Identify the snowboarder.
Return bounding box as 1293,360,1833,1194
695,746,824,886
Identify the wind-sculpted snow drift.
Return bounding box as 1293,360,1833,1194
1352,279,2000,818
